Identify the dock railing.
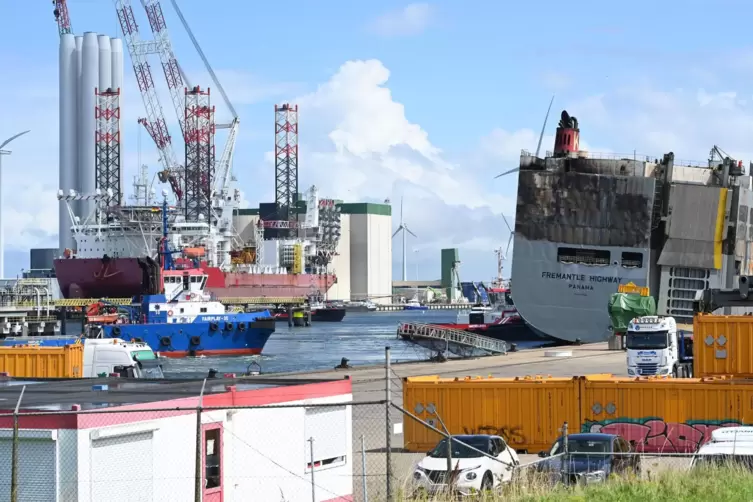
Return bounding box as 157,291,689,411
397,321,509,355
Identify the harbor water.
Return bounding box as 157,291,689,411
66,310,551,378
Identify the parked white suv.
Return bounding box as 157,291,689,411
412,434,520,496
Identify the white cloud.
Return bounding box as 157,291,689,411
369,3,435,38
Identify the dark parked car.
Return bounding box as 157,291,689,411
535,433,641,485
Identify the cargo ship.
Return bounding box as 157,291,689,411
508,109,753,344
54,187,339,300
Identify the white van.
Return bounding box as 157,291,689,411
691,427,753,469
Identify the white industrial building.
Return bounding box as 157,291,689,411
339,203,392,304
328,213,351,301
233,201,392,303
0,378,353,502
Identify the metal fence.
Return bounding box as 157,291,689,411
0,350,732,502
0,389,394,502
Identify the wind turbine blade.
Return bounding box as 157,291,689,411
400,196,404,224
535,95,555,158
406,227,417,238
494,167,520,179
392,227,402,238
501,214,513,233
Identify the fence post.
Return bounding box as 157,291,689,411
194,378,207,502
10,386,25,502
560,421,569,479
385,346,393,502
309,437,316,502
361,435,368,502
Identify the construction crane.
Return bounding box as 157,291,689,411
52,0,72,35
114,0,183,202
169,0,240,227
141,0,189,138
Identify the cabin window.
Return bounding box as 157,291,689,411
621,252,643,268
557,247,610,266
180,308,185,314
200,307,207,313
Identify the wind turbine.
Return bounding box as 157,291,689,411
392,197,417,281
494,95,555,180
495,214,514,283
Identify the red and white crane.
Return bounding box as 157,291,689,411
113,0,183,201
113,0,238,226
52,0,72,35
168,0,239,229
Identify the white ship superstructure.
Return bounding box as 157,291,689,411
509,111,753,343
57,185,338,274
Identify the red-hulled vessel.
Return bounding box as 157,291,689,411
54,198,339,300
53,256,337,299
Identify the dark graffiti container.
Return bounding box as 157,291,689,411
580,374,753,453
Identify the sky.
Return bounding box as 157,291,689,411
4,0,753,282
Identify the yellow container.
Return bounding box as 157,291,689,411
693,314,753,378
403,375,581,453
0,344,84,378
579,375,753,453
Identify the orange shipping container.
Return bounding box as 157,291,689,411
403,374,753,455
693,314,753,378
0,344,83,378
580,375,753,453
402,375,582,453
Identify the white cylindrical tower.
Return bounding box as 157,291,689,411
110,37,124,204
79,32,99,217
74,35,83,220
98,35,112,91
59,34,77,254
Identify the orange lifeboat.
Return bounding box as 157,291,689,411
184,247,206,258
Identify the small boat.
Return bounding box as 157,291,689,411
404,299,428,311
273,304,347,323
345,300,377,312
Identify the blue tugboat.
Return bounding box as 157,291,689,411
94,197,276,357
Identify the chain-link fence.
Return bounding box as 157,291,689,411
0,353,739,502
0,392,395,502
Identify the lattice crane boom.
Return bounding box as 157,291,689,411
141,0,188,138
53,0,72,35
169,0,240,216
114,0,183,201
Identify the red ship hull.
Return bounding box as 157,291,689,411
54,257,336,299
203,266,336,298
54,257,153,298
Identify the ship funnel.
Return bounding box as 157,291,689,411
553,110,580,158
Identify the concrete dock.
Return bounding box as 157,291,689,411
258,342,628,500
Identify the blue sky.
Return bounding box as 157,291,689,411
3,1,753,282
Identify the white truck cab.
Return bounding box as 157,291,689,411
626,316,687,377
84,339,164,378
